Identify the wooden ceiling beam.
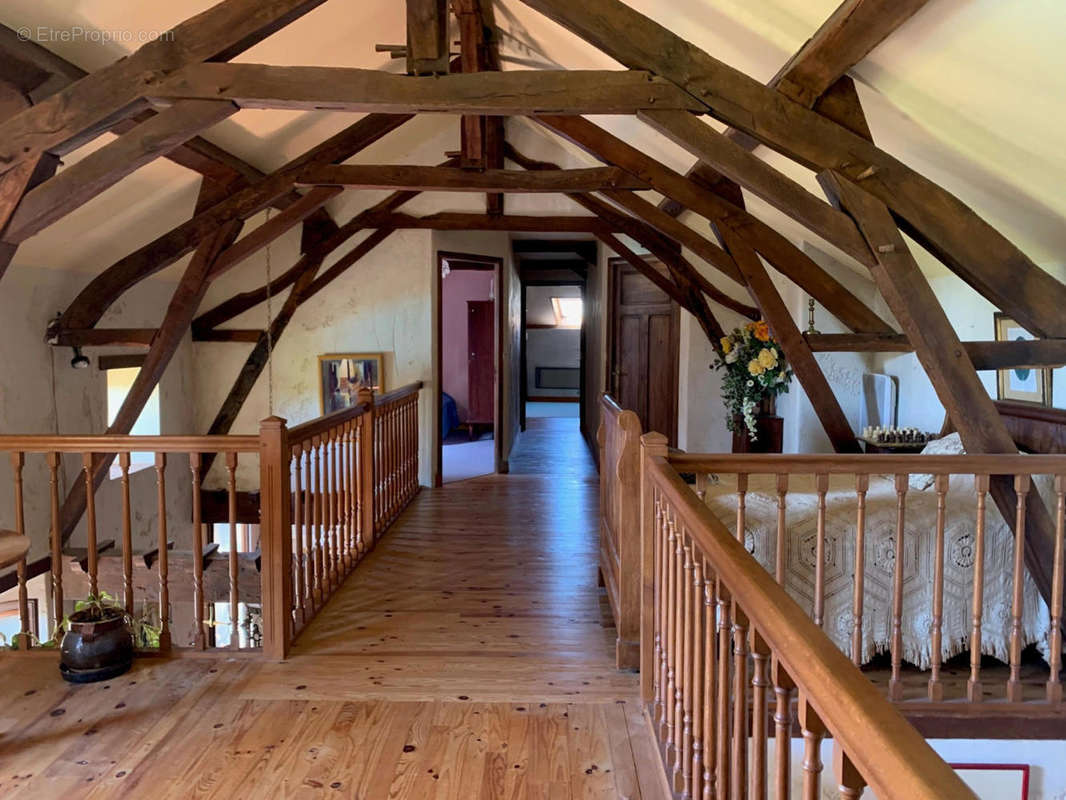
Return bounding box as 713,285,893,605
806,333,1066,371
536,114,892,334
406,0,450,75
361,212,609,232
517,0,1066,338
0,0,328,171
296,165,649,192
59,113,412,331
147,63,703,114
3,99,238,244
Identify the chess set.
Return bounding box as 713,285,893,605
860,425,934,448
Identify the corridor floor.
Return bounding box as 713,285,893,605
0,416,664,799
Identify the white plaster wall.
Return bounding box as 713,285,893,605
0,264,196,563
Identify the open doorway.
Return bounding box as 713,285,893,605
524,284,582,422
436,251,503,486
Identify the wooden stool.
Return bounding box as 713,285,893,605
0,528,30,570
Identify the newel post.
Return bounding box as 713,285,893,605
358,387,376,545
259,416,292,660
640,431,669,703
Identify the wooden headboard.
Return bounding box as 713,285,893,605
994,401,1066,453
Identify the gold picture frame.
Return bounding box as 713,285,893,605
318,353,384,415
994,313,1051,406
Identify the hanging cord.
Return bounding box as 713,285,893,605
263,208,275,417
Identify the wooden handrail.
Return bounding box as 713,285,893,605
645,450,975,798
287,401,371,444
374,380,424,406
669,451,1066,475
0,434,259,453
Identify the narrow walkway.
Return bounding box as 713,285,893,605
0,417,664,799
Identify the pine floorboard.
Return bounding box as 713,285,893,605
0,417,666,799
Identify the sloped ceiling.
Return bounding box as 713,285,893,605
2,0,1064,283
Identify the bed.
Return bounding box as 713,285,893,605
701,452,1053,669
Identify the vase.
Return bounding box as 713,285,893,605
731,395,783,454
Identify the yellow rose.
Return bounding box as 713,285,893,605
757,348,777,369
720,337,732,354
748,359,764,376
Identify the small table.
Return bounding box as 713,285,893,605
858,437,928,455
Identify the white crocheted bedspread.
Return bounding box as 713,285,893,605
702,473,1052,669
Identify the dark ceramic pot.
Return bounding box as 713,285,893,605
59,612,134,683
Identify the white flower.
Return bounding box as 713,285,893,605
725,349,739,364
746,379,754,387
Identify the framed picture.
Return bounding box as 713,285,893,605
995,313,1052,406
318,353,384,414
949,764,1029,800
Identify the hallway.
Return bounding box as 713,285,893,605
0,416,664,799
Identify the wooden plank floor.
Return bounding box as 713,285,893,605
0,417,667,799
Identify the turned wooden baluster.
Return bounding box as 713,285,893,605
732,606,750,799
82,452,99,597
226,451,240,649
664,513,678,755
691,553,706,800
10,452,30,649
750,630,770,800
715,572,732,800
969,474,990,702
190,453,206,649
851,474,869,666
814,473,828,628
333,427,343,578
673,516,686,788
702,558,717,800
929,474,948,701
772,658,795,800
889,474,908,701
654,493,666,732
305,441,319,608
775,474,788,585
324,431,336,591
291,445,306,625
47,451,62,631
119,452,133,614
346,422,356,566
833,744,867,800
154,453,171,651
1007,474,1030,702
798,694,825,800
314,435,329,592
1048,476,1065,704
737,473,748,548
353,420,364,558
680,533,695,797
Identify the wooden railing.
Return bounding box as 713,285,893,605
281,382,422,654
641,435,977,799
0,382,423,660
598,393,643,668
671,452,1065,711
0,433,261,652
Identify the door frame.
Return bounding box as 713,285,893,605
519,277,587,431
605,256,680,444
435,251,504,488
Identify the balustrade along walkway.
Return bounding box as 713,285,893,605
0,415,666,799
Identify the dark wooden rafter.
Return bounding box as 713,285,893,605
662,0,930,213
516,0,1066,338
360,212,607,232
720,226,860,453
806,333,1066,371
57,214,244,544
297,165,649,192
2,100,239,244
146,64,702,114
59,113,412,331
0,153,58,278
819,169,1061,606
0,0,329,170
407,0,450,75
535,115,893,335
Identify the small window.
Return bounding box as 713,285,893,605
550,297,583,328
106,367,160,477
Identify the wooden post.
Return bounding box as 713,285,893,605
259,416,292,661
640,431,669,703
358,388,376,544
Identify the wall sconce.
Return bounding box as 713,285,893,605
70,346,90,369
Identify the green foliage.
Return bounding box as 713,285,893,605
711,321,793,441
2,592,161,651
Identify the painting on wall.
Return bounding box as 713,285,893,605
995,313,1051,406
318,353,384,414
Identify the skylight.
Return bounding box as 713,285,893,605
551,297,583,328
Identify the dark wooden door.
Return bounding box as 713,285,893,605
467,300,495,424
608,258,679,444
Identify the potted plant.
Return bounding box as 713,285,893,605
712,320,793,451
57,592,158,683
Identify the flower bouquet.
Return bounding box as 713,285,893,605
711,320,793,441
